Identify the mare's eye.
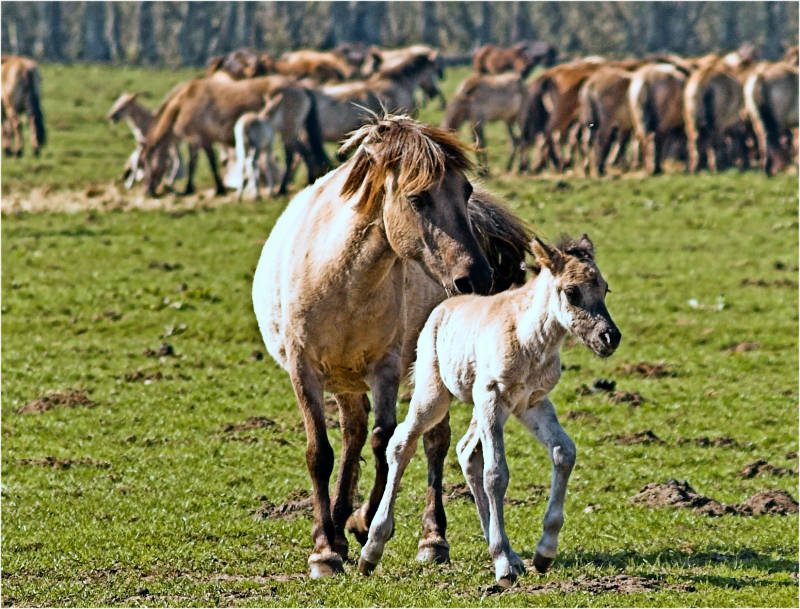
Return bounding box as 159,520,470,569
564,286,582,306
408,194,427,210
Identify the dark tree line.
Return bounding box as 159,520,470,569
2,2,797,66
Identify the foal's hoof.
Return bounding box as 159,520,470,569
415,538,450,564
308,551,344,579
345,504,371,546
533,552,554,573
357,556,378,576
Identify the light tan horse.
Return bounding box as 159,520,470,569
142,73,329,196
252,114,530,579
1,55,46,157
275,49,357,82
744,61,799,175
628,63,688,175
442,72,528,174
359,235,620,585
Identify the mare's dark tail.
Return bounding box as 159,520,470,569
27,68,46,149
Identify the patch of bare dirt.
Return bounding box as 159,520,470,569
15,389,95,414
220,416,277,434
722,341,761,353
737,459,794,478
444,481,475,503
123,369,164,383
480,574,693,597
740,277,797,288
631,479,799,516
563,410,600,423
16,457,110,469
785,450,798,460
677,436,741,449
601,430,663,445
618,361,675,378
607,390,645,406
253,489,313,520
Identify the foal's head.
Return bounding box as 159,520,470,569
339,114,493,295
107,92,139,122
532,234,621,358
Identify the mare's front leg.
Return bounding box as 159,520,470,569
416,412,451,564
202,142,226,196
183,144,199,195
330,392,370,560
346,351,400,545
287,352,343,578
475,389,524,587
516,397,576,573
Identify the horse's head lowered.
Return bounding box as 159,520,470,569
339,114,493,295
532,234,621,358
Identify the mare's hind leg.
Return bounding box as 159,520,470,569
346,351,401,546
183,144,199,195
515,397,575,573
359,377,451,574
202,143,226,196
287,351,343,578
330,393,370,560
416,412,451,564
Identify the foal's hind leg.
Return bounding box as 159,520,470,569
346,351,401,546
330,393,370,560
515,397,575,573
456,416,491,542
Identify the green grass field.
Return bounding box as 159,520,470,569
2,64,798,607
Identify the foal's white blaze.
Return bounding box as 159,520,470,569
359,235,620,585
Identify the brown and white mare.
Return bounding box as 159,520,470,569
252,114,530,578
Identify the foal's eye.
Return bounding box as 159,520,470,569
564,286,582,306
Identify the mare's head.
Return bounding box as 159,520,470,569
339,114,492,295
532,234,621,358
107,92,139,122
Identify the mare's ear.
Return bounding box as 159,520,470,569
577,233,595,259
531,237,565,274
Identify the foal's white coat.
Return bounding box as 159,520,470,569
359,235,621,585
233,94,283,201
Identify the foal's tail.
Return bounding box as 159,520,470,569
26,67,46,148
467,188,533,292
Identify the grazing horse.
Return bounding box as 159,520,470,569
442,72,528,174
359,235,621,586
744,61,799,175
233,94,283,201
205,49,274,80
252,114,531,578
107,92,184,189
1,55,46,157
275,49,357,82
142,74,329,197
473,43,540,78
628,63,688,175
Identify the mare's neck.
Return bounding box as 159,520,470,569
517,270,567,359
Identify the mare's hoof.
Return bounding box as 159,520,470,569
333,536,349,562
415,538,450,564
357,556,378,576
496,574,517,589
345,504,370,546
308,552,344,579
533,552,554,573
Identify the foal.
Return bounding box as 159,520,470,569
233,93,283,201
359,235,621,585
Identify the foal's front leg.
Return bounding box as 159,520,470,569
475,392,525,587
516,397,576,573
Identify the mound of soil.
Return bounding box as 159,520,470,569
631,479,799,516
253,489,313,520
601,430,663,445
563,410,600,423
630,479,732,516
485,573,693,597
16,389,95,414
444,482,475,503
678,436,740,448
618,362,675,378
16,457,110,469
124,370,164,383
722,341,761,353
737,459,794,478
220,416,276,434
741,277,797,288
607,390,645,406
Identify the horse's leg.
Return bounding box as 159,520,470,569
504,120,519,172
125,148,140,189
474,391,523,587
475,123,489,176
330,392,370,561
359,375,451,574
287,353,343,578
456,416,491,542
582,126,595,177
277,141,295,196
183,144,198,195
416,411,451,564
27,114,39,156
202,143,226,196
515,397,576,574
346,351,401,545
167,144,184,186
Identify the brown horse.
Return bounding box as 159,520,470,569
373,45,446,108
744,61,799,175
1,55,46,157
205,49,274,79
473,43,550,78
252,114,530,579
275,49,358,82
142,73,329,196
628,63,688,175
442,72,528,174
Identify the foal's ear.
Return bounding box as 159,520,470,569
531,237,565,273
577,233,595,259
